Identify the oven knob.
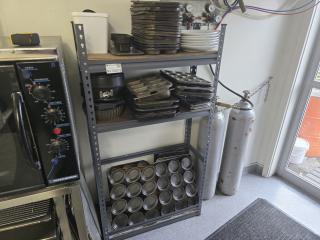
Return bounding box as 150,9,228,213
42,107,65,124
48,139,68,154
31,84,51,101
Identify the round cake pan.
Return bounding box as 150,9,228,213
168,159,180,174
108,168,125,185
155,162,168,177
127,182,142,198
183,170,195,184
145,209,160,220
141,166,156,182
185,183,197,198
143,194,159,211
111,199,127,216
142,181,157,196
112,214,128,230
157,176,170,191
159,190,173,206
128,212,145,226
110,184,126,200
170,173,183,188
127,197,143,213
172,187,186,201
125,167,141,183
181,157,193,171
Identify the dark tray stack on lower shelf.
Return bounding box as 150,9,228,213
106,150,199,235
126,74,180,121
161,70,214,111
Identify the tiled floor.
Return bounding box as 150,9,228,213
129,174,320,240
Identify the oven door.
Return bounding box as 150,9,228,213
0,65,45,197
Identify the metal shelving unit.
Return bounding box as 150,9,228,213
73,23,226,240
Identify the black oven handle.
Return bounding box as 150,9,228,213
12,92,41,171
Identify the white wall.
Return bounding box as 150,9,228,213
0,0,314,195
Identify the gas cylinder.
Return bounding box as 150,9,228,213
198,108,228,200
218,99,255,196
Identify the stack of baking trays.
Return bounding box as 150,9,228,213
91,73,126,122
161,70,214,111
126,74,179,120
131,1,182,54
107,152,198,230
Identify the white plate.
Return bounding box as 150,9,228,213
182,44,218,49
181,30,220,36
182,47,218,52
182,44,217,48
182,36,220,41
181,41,218,45
181,40,219,44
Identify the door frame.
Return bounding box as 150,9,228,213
277,7,320,200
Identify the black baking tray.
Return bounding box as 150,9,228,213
175,90,214,99
161,70,213,87
133,31,181,38
134,104,179,113
133,40,180,49
134,110,177,121
132,17,182,24
176,86,214,92
131,1,182,7
132,25,181,33
131,7,181,13
134,98,179,109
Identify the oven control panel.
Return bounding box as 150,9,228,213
16,61,79,184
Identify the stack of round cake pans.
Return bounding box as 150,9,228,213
131,1,183,54
160,70,214,110
126,74,179,120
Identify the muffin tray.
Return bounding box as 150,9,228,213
161,70,213,87
161,70,214,109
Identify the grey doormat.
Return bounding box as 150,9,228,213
206,198,320,240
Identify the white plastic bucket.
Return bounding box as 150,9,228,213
72,12,108,54
289,137,309,164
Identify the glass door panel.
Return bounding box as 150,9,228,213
287,88,320,188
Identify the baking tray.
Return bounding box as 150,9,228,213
131,1,182,7
132,17,182,24
132,26,181,34
161,70,213,87
134,98,179,109
134,104,179,113
135,110,177,121
176,86,214,93
175,90,214,99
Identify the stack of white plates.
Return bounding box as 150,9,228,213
181,30,220,52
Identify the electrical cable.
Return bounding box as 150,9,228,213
245,1,320,16
215,0,320,26
209,64,254,109
247,0,315,13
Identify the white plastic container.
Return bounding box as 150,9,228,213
289,137,309,164
72,12,108,54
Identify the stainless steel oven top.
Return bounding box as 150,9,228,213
0,37,62,62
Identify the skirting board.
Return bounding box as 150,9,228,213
243,163,264,176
